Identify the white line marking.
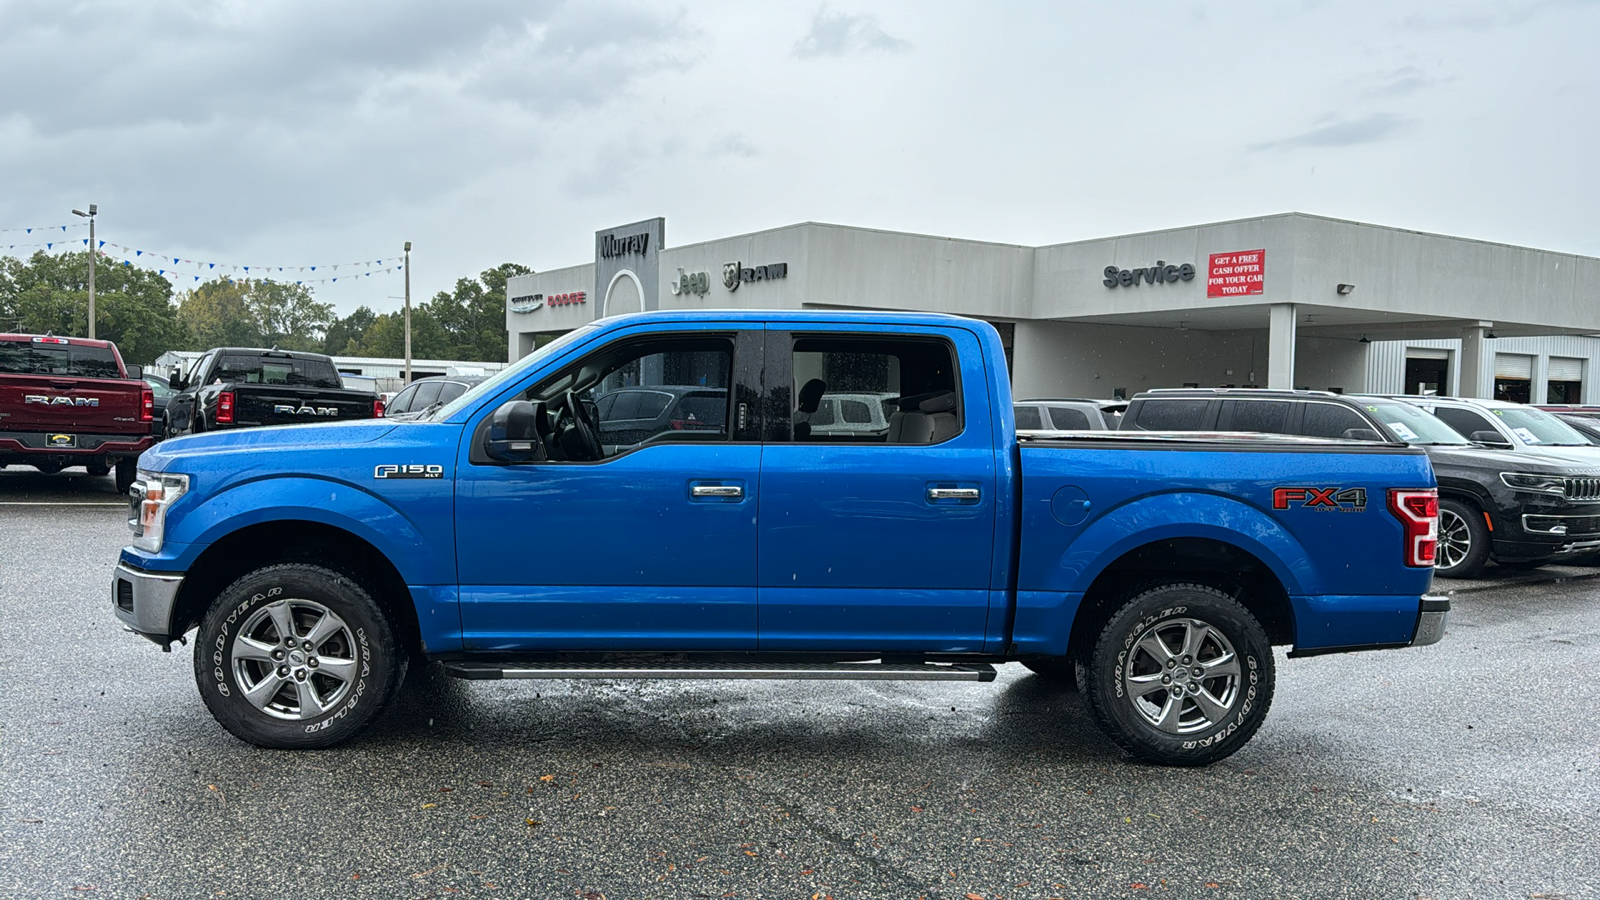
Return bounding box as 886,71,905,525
0,501,126,507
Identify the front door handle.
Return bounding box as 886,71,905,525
692,484,743,499
928,487,980,501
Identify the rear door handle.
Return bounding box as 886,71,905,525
928,487,980,501
692,484,743,499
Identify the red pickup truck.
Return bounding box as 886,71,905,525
0,333,155,492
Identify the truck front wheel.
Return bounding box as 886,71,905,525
1081,583,1274,766
114,458,137,493
193,564,406,749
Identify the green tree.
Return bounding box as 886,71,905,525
177,279,262,349
355,308,450,360
0,250,186,365
247,280,334,351
323,305,377,356
425,263,529,362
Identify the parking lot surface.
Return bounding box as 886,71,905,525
2,468,1598,899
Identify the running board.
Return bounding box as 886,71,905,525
442,661,997,682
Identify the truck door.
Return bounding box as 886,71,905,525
454,326,764,651
757,326,998,652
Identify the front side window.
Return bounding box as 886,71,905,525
386,384,418,415
522,336,733,460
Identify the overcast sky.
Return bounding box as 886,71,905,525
2,0,1597,316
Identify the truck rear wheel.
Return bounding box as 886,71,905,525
1082,583,1274,766
1435,498,1490,579
114,458,137,493
193,564,405,749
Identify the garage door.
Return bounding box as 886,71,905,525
1494,354,1533,379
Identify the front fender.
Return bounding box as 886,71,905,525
158,475,453,585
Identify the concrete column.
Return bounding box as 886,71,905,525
1267,303,1296,389
1459,323,1490,399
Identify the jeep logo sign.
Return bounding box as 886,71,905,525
274,404,339,416
24,394,98,407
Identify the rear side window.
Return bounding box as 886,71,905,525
840,399,874,424
1014,405,1044,429
1433,407,1498,441
1299,403,1370,439
439,382,469,404
214,355,343,388
0,340,120,378
410,381,444,408
1048,406,1091,429
1223,400,1292,434
1134,399,1209,430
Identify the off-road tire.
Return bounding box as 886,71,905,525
1081,583,1274,766
193,564,405,749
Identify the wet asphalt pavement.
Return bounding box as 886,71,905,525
1,467,1598,900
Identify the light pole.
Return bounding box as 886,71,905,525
403,241,412,382
71,204,97,338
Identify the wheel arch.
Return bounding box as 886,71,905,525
170,520,422,657
1066,537,1296,660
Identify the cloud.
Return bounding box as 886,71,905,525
1363,66,1448,98
793,5,909,58
1248,113,1414,151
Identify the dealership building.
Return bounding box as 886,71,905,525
505,213,1600,403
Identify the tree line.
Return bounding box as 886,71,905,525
0,249,529,366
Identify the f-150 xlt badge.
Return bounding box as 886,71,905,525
1273,486,1367,512
274,404,338,416
374,464,444,479
25,394,98,406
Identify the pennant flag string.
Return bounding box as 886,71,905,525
0,222,88,234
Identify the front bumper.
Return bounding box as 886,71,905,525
111,563,185,647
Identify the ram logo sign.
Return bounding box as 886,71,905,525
24,394,98,407
273,404,339,417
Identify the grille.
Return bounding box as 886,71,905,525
1524,515,1600,536
1566,477,1600,501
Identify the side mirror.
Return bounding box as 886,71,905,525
125,365,143,380
168,367,188,391
485,400,545,462
1341,428,1383,442
1470,430,1512,449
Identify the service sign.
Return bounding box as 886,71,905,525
1207,249,1266,298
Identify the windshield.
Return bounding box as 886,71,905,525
0,339,121,378
1360,401,1469,445
1492,406,1589,446
430,326,599,421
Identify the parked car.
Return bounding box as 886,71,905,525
593,385,727,448
165,347,383,436
1392,396,1600,459
141,372,177,439
1553,414,1600,444
1013,398,1121,431
382,375,486,422
0,332,154,491
113,310,1444,765
797,390,895,439
1121,388,1600,577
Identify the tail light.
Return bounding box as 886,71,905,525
1388,488,1439,567
216,391,235,424
374,397,385,418
140,387,154,423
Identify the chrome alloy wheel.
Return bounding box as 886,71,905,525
231,599,358,721
1436,507,1472,571
1123,617,1242,734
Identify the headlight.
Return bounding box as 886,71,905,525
1499,472,1566,496
130,471,190,552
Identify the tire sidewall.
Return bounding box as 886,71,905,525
1435,498,1489,579
1086,585,1274,766
194,565,400,749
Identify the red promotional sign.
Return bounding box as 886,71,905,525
1207,249,1266,298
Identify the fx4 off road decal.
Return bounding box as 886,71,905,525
1272,486,1367,512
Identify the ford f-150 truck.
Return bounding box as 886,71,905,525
1,332,154,491
113,311,1446,765
164,346,381,437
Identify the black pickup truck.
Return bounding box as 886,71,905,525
165,347,380,437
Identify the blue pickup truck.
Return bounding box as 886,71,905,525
114,311,1446,765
